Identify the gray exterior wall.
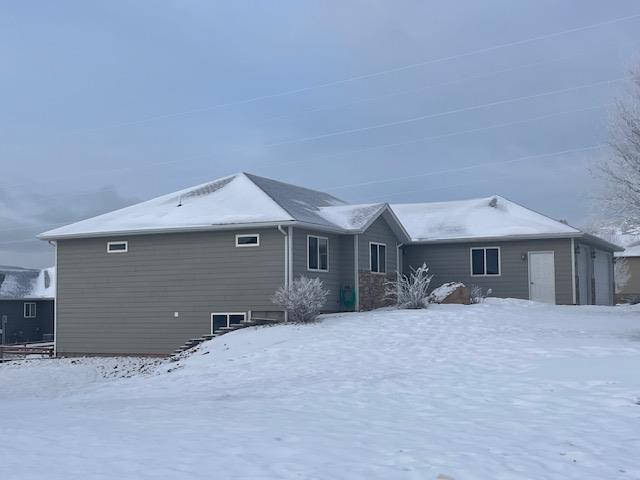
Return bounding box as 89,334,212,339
616,256,640,302
0,299,54,344
357,216,400,274
56,228,285,355
291,227,355,311
403,238,574,304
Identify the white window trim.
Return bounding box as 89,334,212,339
470,246,502,277
24,302,36,318
210,312,247,334
235,233,260,247
307,235,329,272
107,241,128,253
369,242,387,274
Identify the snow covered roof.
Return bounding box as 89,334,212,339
0,266,55,300
616,241,640,258
391,196,581,242
39,173,406,240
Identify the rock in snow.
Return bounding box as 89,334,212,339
427,282,470,304
1,299,640,479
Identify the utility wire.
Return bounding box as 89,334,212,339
58,12,640,135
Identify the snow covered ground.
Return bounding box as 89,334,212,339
1,299,639,480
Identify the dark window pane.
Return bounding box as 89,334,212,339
212,314,228,330
370,244,378,272
237,235,258,245
319,238,328,270
108,242,127,251
229,314,245,325
308,236,318,269
471,249,485,275
379,245,386,273
486,248,499,275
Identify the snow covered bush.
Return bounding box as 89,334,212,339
385,263,433,309
272,276,329,323
469,285,492,304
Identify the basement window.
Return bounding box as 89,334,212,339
370,242,387,274
24,302,36,318
235,234,260,247
471,247,501,276
308,235,328,271
107,241,128,253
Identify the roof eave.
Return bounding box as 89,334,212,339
407,232,583,245
578,233,624,252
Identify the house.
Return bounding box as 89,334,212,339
391,197,621,306
0,266,55,344
614,241,640,303
38,173,620,356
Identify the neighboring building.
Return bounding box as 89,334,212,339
614,241,640,303
0,266,55,344
39,173,620,356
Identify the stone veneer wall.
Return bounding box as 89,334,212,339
358,271,395,311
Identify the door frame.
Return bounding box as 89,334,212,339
210,312,247,334
528,250,556,303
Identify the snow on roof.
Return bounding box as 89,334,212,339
317,203,386,230
616,241,640,258
0,266,55,300
391,196,580,242
40,173,295,239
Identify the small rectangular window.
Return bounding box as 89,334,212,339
370,242,387,273
107,241,128,253
308,235,328,271
470,247,501,276
235,234,260,247
24,302,36,318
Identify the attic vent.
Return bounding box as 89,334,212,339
44,270,51,289
0,274,4,288
488,197,498,208
559,219,568,225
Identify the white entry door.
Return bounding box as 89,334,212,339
529,251,556,304
593,250,611,305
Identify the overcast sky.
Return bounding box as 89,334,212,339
1,1,640,268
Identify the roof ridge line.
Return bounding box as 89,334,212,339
240,172,298,221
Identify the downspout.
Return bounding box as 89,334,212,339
277,225,289,323
354,235,359,311
396,243,403,303
48,240,57,357
277,225,288,287
570,238,577,305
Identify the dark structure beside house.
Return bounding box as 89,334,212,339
0,266,55,344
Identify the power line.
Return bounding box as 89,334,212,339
0,76,621,193
265,76,624,147
324,144,606,191
57,12,640,135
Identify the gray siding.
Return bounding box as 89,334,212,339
403,238,574,304
56,228,285,355
291,227,354,311
358,216,399,274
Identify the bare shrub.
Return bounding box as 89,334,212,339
272,276,329,322
385,263,433,309
469,285,492,304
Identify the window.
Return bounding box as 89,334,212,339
211,312,246,333
470,247,501,276
24,302,36,318
107,241,128,253
370,242,387,273
235,234,260,247
308,235,328,271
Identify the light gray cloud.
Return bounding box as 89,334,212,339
0,0,639,267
